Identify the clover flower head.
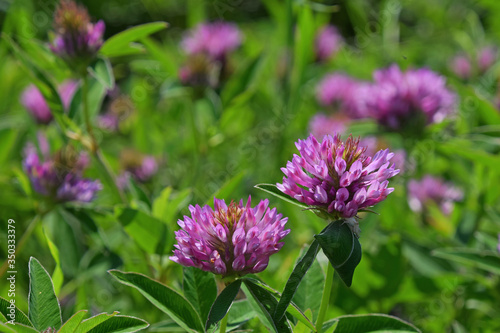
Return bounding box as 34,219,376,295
451,55,472,79
181,22,242,61
50,0,105,61
477,46,496,73
20,80,78,124
315,25,343,62
23,139,101,203
309,113,349,139
277,134,399,227
119,149,158,183
316,73,370,119
170,197,289,277
408,175,463,215
367,65,456,130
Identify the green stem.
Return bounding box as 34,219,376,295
81,75,126,204
219,312,229,333
0,214,42,278
316,264,335,332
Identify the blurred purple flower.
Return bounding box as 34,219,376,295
21,85,53,125
97,95,134,132
50,0,105,61
315,25,343,62
477,46,496,73
182,22,242,61
178,54,220,87
497,234,500,253
316,73,370,119
408,175,463,215
120,149,158,183
367,65,456,130
20,80,79,124
170,197,289,277
23,139,101,203
451,55,472,79
309,114,349,139
277,134,399,230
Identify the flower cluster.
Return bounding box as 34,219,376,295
181,22,242,61
170,197,289,277
117,149,158,188
98,95,134,132
277,134,399,224
314,25,343,62
23,136,101,203
179,22,242,87
50,0,105,62
366,65,456,130
21,81,78,125
408,175,463,215
315,73,369,118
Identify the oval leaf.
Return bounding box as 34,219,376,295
205,279,242,330
100,22,169,57
87,315,149,333
28,257,62,331
330,313,421,333
314,220,362,287
76,311,119,332
109,270,204,332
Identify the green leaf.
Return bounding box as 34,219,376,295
254,184,310,210
117,208,172,254
58,310,88,333
152,187,192,224
109,270,204,332
88,57,115,90
243,278,315,331
292,252,324,321
273,239,320,322
44,230,64,296
0,297,33,327
432,248,500,275
204,171,246,206
76,312,119,332
183,267,217,325
242,279,292,333
314,220,362,287
28,257,62,331
0,322,39,333
86,315,149,333
100,22,169,57
226,300,256,331
329,313,421,332
205,279,242,331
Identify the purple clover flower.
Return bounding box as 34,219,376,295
408,175,463,215
20,80,78,124
367,65,456,130
309,114,349,139
315,73,370,119
170,197,289,277
50,0,105,62
181,22,242,61
315,25,343,62
23,139,101,203
119,150,158,184
451,55,472,80
277,134,399,229
477,46,496,73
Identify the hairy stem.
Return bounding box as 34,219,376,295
316,263,335,332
